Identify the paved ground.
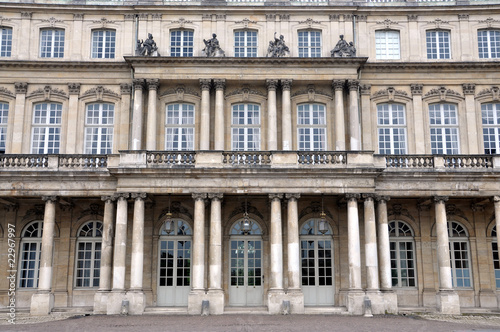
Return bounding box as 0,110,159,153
1,313,500,332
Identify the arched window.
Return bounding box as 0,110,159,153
85,103,114,154
165,103,195,151
234,30,257,57
19,221,43,288
298,30,321,58
31,102,63,154
491,225,499,288
297,103,326,151
429,103,460,154
91,29,116,59
481,103,500,154
0,26,12,57
389,220,416,287
377,103,407,154
375,30,400,60
231,103,261,151
478,29,500,59
448,221,471,288
0,102,8,153
75,221,102,287
170,29,193,57
40,28,65,58
426,30,450,59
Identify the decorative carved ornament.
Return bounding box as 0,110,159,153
445,204,468,222
410,84,423,95
93,17,115,27
377,19,398,29
29,85,68,100
329,14,340,22
15,83,28,94
124,14,135,21
21,12,32,19
479,17,500,28
292,85,332,100
160,85,200,99
235,18,257,28
430,18,449,29
0,15,12,26
81,86,120,101
424,86,462,100
407,15,418,22
462,83,475,95
137,13,148,20
158,201,193,222
357,15,368,22
73,13,84,20
68,83,81,95
298,201,333,221
22,205,45,222
78,203,104,220
477,86,500,101
344,14,353,21
360,84,371,95
151,13,162,21
388,204,415,222
225,86,266,100
120,83,132,95
299,18,321,28
0,87,14,99
172,18,193,28
371,86,409,100
216,14,226,21
41,17,63,27
458,14,469,21
229,202,264,221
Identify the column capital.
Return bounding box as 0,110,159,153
347,79,359,91
213,79,226,90
42,196,58,203
281,79,293,91
131,192,147,200
208,193,224,201
266,79,279,91
332,79,345,91
113,192,130,201
285,193,300,201
269,193,283,201
15,82,28,94
199,79,212,91
375,195,391,203
68,83,81,95
362,193,376,201
146,79,159,91
433,196,449,204
101,195,116,203
462,83,476,95
133,79,145,90
360,84,371,95
410,84,423,95
345,193,361,201
120,83,132,95
192,193,208,201
493,196,500,203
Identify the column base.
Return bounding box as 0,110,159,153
106,290,127,315
127,290,146,315
188,289,208,315
284,289,304,314
380,290,398,314
267,289,287,314
204,289,225,315
93,291,109,314
436,290,460,314
30,292,54,316
346,290,365,315
478,290,497,308
365,290,398,315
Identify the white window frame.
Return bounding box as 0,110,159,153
84,103,114,154
31,102,62,154
377,103,407,154
375,30,400,60
234,30,257,57
75,221,102,288
165,103,195,151
426,30,451,60
429,103,460,154
0,102,8,153
448,221,472,288
298,30,322,58
389,220,416,288
0,26,12,57
91,29,116,59
170,29,194,57
19,220,43,288
481,103,500,154
231,103,261,151
40,28,65,58
297,103,327,151
478,29,500,59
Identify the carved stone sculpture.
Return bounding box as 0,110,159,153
266,33,290,57
331,35,356,57
202,33,225,57
136,33,159,56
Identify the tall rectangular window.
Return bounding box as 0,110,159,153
170,30,193,57
91,29,115,59
165,103,195,150
377,103,407,154
85,103,114,154
298,30,321,58
0,27,12,57
426,30,450,59
31,103,62,154
429,103,459,154
297,104,326,151
231,104,260,151
478,30,500,59
234,30,257,57
0,102,8,153
40,29,65,58
375,30,400,60
482,103,500,154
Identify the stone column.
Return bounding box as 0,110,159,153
376,196,391,291
19,12,31,60
411,84,425,154
213,80,226,150
94,196,115,314
267,79,279,150
285,193,304,314
207,193,224,314
333,80,346,151
360,84,373,151
11,83,27,153
146,79,159,150
72,14,84,60
463,84,478,154
131,79,145,150
495,196,500,253
268,194,286,314
107,193,129,315
345,194,364,315
363,194,379,291
66,83,81,154
434,196,460,314
128,193,147,314
281,79,293,151
199,79,212,150
30,196,57,315
347,80,361,150
118,84,132,151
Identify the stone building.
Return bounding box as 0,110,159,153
0,0,499,317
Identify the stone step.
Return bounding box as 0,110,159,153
304,306,348,315
144,307,188,315
224,306,269,314
51,307,93,315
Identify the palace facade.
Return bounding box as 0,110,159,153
0,0,500,316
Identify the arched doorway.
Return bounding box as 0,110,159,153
300,218,334,306
228,219,263,306
157,219,192,306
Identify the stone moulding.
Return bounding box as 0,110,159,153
0,61,130,71
28,85,68,100
81,86,120,100
0,87,15,98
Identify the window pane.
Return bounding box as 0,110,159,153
92,30,115,59
40,29,65,58
297,104,326,151
376,30,400,60
170,30,194,57
429,104,459,154
234,30,257,57
298,30,321,58
165,104,195,150
427,30,450,59
0,27,12,57
31,103,62,154
377,104,407,154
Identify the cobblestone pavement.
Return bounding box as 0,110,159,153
1,313,500,332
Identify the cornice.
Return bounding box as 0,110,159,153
363,61,500,72
0,61,131,71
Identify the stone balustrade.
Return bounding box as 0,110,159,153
222,151,271,166
384,154,497,170
0,154,108,170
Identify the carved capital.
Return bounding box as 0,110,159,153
347,80,359,91
329,14,340,22
74,13,84,21
410,84,423,95
42,196,58,203
101,195,116,203
269,193,283,201
199,79,211,91
208,193,224,201
360,84,371,95
345,193,361,201
213,79,226,91
281,79,293,91
493,196,500,203
458,14,469,21
146,79,159,91
120,83,132,95
375,195,391,203
192,193,207,201
285,193,300,201
332,80,345,91
407,14,418,22
362,193,376,201
462,83,476,95
68,83,81,95
131,192,147,200
433,196,449,204
113,193,130,201
124,14,135,21
133,79,145,90
15,82,28,94
21,12,32,19
266,79,278,91
151,13,162,21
